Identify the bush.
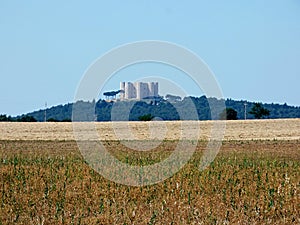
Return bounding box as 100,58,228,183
138,114,154,121
47,118,59,122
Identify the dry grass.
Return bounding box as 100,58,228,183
0,118,299,141
0,139,299,224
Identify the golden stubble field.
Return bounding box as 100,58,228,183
0,119,299,224
0,118,299,141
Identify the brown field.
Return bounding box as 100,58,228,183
0,119,299,224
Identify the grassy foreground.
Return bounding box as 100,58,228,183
0,140,299,224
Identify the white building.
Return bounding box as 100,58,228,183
120,82,159,100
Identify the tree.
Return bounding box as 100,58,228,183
103,90,122,100
165,94,182,102
249,103,270,119
219,108,238,120
0,114,13,122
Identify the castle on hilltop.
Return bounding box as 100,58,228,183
120,82,159,100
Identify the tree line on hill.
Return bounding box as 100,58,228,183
1,96,299,122
0,114,37,122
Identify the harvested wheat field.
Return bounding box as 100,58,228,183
0,119,299,224
0,118,299,141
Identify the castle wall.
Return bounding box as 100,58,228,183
120,82,158,100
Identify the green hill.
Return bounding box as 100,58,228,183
9,96,300,122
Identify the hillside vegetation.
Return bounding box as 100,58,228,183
6,96,300,122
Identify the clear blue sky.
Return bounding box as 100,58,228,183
1,1,299,116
